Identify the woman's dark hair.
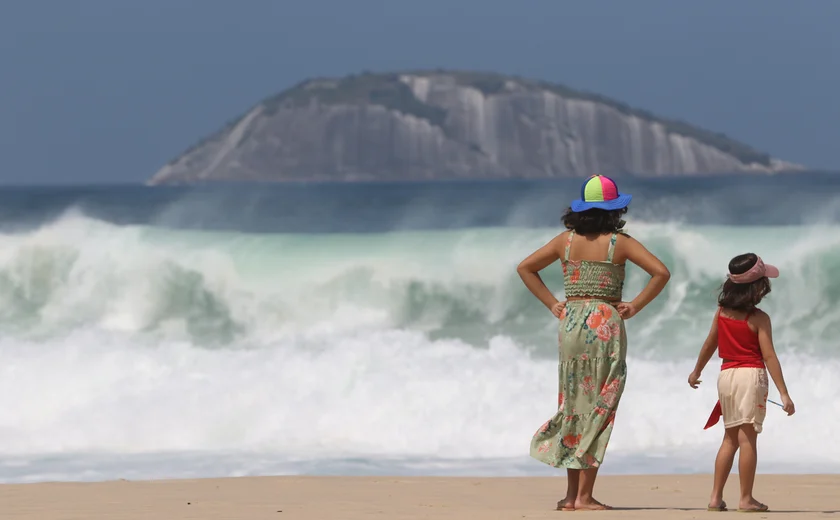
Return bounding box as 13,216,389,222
718,253,772,312
562,207,628,235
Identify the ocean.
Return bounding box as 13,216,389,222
0,173,838,483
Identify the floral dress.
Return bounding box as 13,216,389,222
529,231,627,469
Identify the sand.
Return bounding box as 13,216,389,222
1,475,838,519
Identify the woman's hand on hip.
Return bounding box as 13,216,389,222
616,301,637,319
551,301,567,319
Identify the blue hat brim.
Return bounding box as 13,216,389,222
570,193,632,212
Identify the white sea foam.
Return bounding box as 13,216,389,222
0,214,836,481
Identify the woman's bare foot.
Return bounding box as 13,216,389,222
556,498,575,511
738,498,768,512
575,497,613,511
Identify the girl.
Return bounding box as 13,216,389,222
518,175,670,511
688,253,795,513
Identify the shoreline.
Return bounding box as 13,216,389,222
2,474,838,519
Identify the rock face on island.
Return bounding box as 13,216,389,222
149,70,801,184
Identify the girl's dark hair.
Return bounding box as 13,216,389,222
718,253,772,312
562,207,628,235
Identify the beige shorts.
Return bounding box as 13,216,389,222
717,367,769,433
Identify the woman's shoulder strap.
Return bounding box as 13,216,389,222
607,232,618,263
564,231,575,261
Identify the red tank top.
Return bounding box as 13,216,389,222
717,310,764,370
703,309,766,429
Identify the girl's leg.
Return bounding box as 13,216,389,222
737,425,766,511
558,470,579,510
709,427,739,508
575,467,612,510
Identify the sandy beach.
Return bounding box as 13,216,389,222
1,474,838,519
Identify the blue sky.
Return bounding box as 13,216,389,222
0,0,838,184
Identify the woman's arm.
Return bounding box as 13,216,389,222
516,234,565,311
755,311,795,415
688,309,720,388
618,235,670,318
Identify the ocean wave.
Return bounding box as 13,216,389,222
0,212,835,478
0,213,837,355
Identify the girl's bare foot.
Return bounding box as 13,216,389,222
707,500,727,511
738,498,768,512
575,497,613,511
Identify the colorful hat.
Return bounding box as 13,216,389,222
570,175,632,212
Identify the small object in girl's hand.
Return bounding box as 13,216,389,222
767,399,783,408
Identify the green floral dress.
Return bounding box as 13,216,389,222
529,231,627,470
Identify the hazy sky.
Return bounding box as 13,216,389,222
1,0,838,184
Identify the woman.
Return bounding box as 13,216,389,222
517,175,670,511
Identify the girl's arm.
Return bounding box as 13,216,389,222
517,234,565,312
755,311,795,416
617,235,671,318
688,309,720,388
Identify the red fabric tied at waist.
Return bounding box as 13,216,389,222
702,361,765,430
704,400,723,430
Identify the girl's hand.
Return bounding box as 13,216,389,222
617,301,638,319
551,301,567,319
688,371,702,389
781,394,795,416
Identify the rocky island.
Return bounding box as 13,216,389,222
149,70,801,185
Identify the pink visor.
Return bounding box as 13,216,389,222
727,256,779,284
